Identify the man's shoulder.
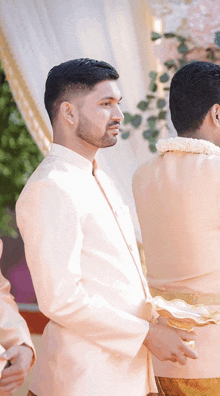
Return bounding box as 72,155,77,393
25,154,86,186
17,154,87,205
132,157,157,190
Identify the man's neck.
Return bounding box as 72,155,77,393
53,136,98,163
179,130,217,146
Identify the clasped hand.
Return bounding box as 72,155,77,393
144,317,198,365
0,344,34,395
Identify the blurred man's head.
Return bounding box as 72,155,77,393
170,61,220,145
44,58,123,155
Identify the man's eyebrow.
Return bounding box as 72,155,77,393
99,96,122,101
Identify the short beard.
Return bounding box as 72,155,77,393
75,114,117,148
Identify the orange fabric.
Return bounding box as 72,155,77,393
156,377,220,396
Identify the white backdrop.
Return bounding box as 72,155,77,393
0,0,155,238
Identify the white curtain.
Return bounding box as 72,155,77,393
0,0,155,238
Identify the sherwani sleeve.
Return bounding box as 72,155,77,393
0,271,36,365
16,179,149,358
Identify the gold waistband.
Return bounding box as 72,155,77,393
149,287,220,306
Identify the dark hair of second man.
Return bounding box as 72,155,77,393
169,61,220,136
44,58,119,124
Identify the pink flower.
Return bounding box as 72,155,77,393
187,0,220,46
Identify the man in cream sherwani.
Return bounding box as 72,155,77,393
133,61,220,395
16,58,197,396
0,240,35,395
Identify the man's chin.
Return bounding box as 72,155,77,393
98,137,118,149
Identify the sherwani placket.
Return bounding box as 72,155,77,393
93,163,149,300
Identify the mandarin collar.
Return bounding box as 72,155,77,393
49,143,94,173
156,137,220,156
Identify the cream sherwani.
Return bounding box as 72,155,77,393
16,143,157,396
133,137,220,379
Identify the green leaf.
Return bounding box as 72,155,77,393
146,94,155,100
152,130,160,138
157,99,166,109
164,59,175,69
177,44,188,54
164,33,176,39
177,35,186,43
147,116,157,131
123,112,132,124
151,32,162,41
160,73,169,83
206,50,216,61
149,143,157,153
148,136,156,143
143,129,152,140
148,116,157,122
149,71,157,81
215,31,220,48
149,82,157,92
137,101,149,111
158,110,167,119
131,115,142,128
121,131,130,139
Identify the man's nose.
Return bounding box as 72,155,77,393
112,105,124,122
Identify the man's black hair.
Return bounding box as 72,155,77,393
170,61,220,135
44,58,119,124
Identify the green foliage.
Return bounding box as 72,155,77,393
137,101,148,111
131,115,142,128
121,30,220,152
151,32,162,41
0,62,43,237
121,131,130,139
157,99,166,109
123,112,132,125
160,73,169,83
215,31,220,48
177,43,188,54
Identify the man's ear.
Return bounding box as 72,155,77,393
60,101,77,125
211,104,220,128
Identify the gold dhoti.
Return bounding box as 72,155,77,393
156,377,220,396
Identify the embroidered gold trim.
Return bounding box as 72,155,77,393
0,25,52,156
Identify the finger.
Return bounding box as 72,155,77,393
1,366,23,379
0,347,18,362
180,343,199,359
0,373,25,386
175,352,187,366
0,380,23,393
